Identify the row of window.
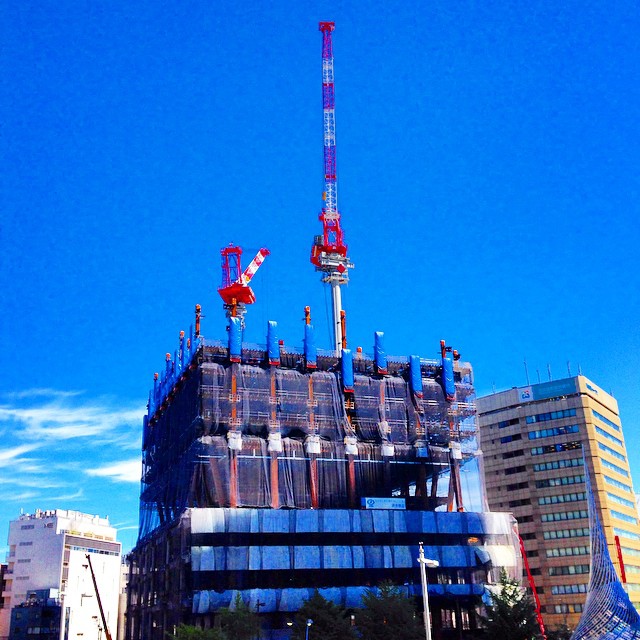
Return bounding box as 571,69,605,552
554,603,584,614
599,442,627,462
546,545,589,558
509,498,531,508
614,527,640,541
500,434,522,444
543,527,589,540
551,583,587,595
611,510,638,525
528,424,580,440
596,425,624,448
535,474,584,489
538,492,586,505
496,418,520,429
541,510,588,522
533,457,583,473
601,458,630,477
526,408,577,424
593,409,620,432
549,564,589,576
605,475,632,493
20,524,35,530
622,547,640,558
607,492,636,509
505,465,527,476
531,441,581,456
506,481,528,491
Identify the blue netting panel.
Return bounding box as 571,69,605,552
570,471,640,640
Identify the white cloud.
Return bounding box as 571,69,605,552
85,459,141,483
0,443,41,465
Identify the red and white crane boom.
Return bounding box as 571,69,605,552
310,22,354,353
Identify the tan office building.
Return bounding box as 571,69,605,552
477,376,640,631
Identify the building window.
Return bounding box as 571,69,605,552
551,583,587,595
505,465,527,475
531,441,581,456
601,458,630,477
604,475,632,493
541,510,588,522
546,545,589,557
535,474,584,489
622,547,640,558
611,510,638,525
16,559,31,564
607,493,636,509
520,532,537,540
501,434,522,444
595,426,624,448
18,542,33,546
614,528,640,541
518,515,534,523
503,449,524,460
593,409,620,432
526,408,577,424
538,492,586,505
543,527,589,540
533,457,583,472
548,565,589,576
528,424,580,440
506,481,529,491
554,603,584,613
20,525,35,530
598,442,627,462
509,498,532,508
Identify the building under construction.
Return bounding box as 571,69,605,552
125,22,522,640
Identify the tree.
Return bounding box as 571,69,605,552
546,625,572,640
217,594,261,640
291,591,357,640
357,581,424,640
170,624,225,640
479,570,542,640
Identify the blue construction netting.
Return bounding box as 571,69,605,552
570,471,640,640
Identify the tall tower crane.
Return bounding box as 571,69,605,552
310,22,354,353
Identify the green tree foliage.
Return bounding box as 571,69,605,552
170,624,225,640
356,581,424,640
480,570,543,640
291,591,357,640
546,625,572,640
169,595,259,640
217,594,261,640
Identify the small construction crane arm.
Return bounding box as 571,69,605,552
85,554,113,640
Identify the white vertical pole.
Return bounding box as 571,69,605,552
331,280,342,355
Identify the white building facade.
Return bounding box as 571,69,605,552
0,509,121,640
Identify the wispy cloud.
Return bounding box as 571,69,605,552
0,443,41,465
1,389,84,401
85,459,141,483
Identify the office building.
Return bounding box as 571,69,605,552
477,376,640,630
0,509,122,640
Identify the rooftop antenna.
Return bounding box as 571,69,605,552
536,369,541,384
578,363,583,375
547,363,552,381
524,358,530,385
567,360,571,376
310,22,354,354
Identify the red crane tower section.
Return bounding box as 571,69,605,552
310,21,354,352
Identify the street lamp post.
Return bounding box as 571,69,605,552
286,618,313,640
417,541,439,640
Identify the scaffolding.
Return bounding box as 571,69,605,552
138,337,480,542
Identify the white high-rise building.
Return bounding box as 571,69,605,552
0,509,122,640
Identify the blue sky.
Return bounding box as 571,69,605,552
1,1,639,553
